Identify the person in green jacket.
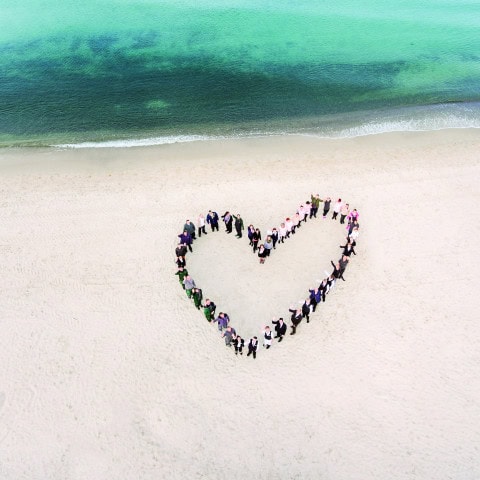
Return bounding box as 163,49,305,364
192,287,203,310
310,194,321,218
175,266,188,289
203,298,216,322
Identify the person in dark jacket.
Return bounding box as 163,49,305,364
247,225,255,246
175,243,188,264
222,211,233,233
272,317,287,342
289,307,303,335
192,288,203,310
340,241,356,257
271,228,279,249
348,219,360,236
302,298,313,323
206,210,219,232
233,335,244,355
318,278,329,302
252,228,261,253
309,287,321,312
176,256,186,268
233,214,244,238
323,197,331,218
257,245,268,264
331,261,345,282
339,255,349,276
178,231,193,253
247,337,259,359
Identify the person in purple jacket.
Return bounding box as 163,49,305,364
309,287,321,312
178,230,193,253
215,312,230,332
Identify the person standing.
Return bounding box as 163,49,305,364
263,326,273,349
197,214,208,237
233,214,244,238
338,255,350,277
347,208,359,226
175,266,188,289
285,218,293,238
215,312,230,332
247,224,255,245
206,210,219,232
322,197,331,218
175,243,187,265
233,335,244,355
264,236,273,256
257,245,268,264
302,298,313,323
183,219,196,241
192,287,203,310
203,298,216,322
289,307,303,335
178,230,193,253
309,287,321,312
340,241,356,257
349,226,360,242
222,326,237,347
330,261,345,282
252,228,261,253
340,203,350,225
310,194,320,218
348,219,359,236
279,223,287,244
332,198,343,221
247,337,259,359
304,202,312,221
183,275,196,298
272,317,287,342
271,228,279,249
297,205,306,224
222,211,233,233
318,278,329,302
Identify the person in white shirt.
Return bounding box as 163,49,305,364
197,214,207,237
279,223,287,243
332,198,343,221
263,326,273,349
247,337,259,359
285,218,293,238
297,205,306,224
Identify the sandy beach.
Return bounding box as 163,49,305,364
1,129,479,479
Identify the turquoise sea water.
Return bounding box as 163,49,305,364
0,0,479,147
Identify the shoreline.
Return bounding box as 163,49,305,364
1,127,479,174
1,100,480,149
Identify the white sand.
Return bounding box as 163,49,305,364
0,129,479,479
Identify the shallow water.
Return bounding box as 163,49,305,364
1,0,479,146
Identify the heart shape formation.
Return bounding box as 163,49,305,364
174,196,360,358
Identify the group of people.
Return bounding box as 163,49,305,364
174,196,360,358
